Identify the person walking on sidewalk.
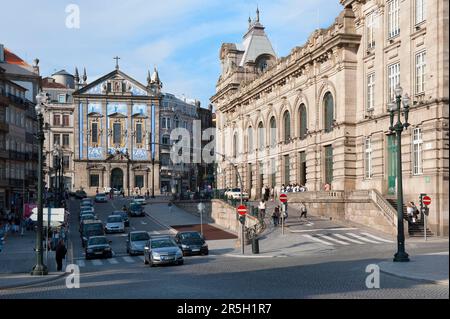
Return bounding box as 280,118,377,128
258,199,266,220
300,203,308,220
55,239,67,272
272,206,280,227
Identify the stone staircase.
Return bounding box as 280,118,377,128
386,198,433,237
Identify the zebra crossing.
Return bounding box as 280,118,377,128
302,232,394,247
75,255,146,268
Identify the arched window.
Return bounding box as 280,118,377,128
247,127,253,152
283,111,291,142
299,104,307,140
269,117,276,147
258,122,264,150
324,92,334,133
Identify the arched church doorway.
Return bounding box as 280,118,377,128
111,168,124,191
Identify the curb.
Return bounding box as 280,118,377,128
0,272,68,290
144,213,177,235
379,269,449,286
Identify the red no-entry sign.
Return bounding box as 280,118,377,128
423,195,431,206
280,193,288,203
237,205,247,216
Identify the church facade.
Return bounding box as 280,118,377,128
212,2,449,236
73,65,162,196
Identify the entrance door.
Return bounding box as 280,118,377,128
111,168,124,191
387,134,397,195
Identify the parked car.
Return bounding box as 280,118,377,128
126,231,150,255
81,198,94,206
133,195,146,205
129,202,145,217
95,193,107,203
144,236,184,267
75,190,87,199
104,187,121,196
80,220,104,248
104,215,125,234
79,207,95,220
85,236,112,259
175,231,208,256
111,211,130,227
226,188,249,201
79,214,96,230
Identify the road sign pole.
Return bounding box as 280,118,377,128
241,223,245,255
424,213,427,242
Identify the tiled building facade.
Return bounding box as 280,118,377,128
212,2,448,235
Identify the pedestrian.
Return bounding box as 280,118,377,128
168,201,173,213
406,202,416,223
261,186,265,200
55,239,67,272
300,203,308,219
272,206,280,227
270,187,274,201
258,199,266,220
265,186,270,202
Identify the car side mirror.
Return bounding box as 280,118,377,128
144,247,149,251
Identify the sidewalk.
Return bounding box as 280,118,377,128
379,252,449,285
146,203,204,228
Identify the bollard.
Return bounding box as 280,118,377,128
252,237,260,254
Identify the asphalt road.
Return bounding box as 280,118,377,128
0,197,447,299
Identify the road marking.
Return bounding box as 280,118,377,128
333,233,366,244
317,234,350,245
302,234,335,246
141,221,147,225
360,232,394,243
346,233,380,244
107,258,119,265
77,260,85,267
92,259,103,266
289,227,358,233
122,256,135,263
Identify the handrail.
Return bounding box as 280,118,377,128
369,189,397,227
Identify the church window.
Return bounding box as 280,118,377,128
90,174,99,187
283,111,291,142
135,175,144,189
299,104,307,140
91,122,98,144
135,122,143,144
269,117,276,147
113,122,122,145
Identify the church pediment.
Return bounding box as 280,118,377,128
75,70,148,96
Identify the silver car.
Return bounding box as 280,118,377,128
144,236,184,267
126,231,150,255
104,215,125,233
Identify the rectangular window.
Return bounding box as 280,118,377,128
283,155,290,185
91,122,98,144
416,0,426,24
299,151,307,186
62,114,70,126
53,134,61,146
324,145,333,185
135,175,144,189
62,134,70,147
388,63,400,102
367,12,376,49
162,135,170,145
113,123,121,145
270,158,276,187
388,0,400,38
367,73,375,111
58,94,66,103
63,156,70,170
413,128,423,175
416,51,426,94
90,174,99,187
135,123,143,144
365,137,373,179
53,114,61,126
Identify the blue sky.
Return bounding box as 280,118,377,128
0,0,342,107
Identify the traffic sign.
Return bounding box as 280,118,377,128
237,205,247,216
280,193,288,203
423,195,431,206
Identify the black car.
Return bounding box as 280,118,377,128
80,220,105,248
75,190,87,199
85,236,112,259
129,202,145,217
175,231,208,256
112,211,130,227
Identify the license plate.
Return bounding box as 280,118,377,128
94,252,102,255
192,249,200,252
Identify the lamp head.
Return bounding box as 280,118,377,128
395,85,403,98
388,102,397,112
402,93,410,108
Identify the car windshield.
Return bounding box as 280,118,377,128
81,215,94,220
180,232,202,240
135,196,144,199
131,233,150,241
151,239,175,249
130,203,142,209
83,223,103,234
232,188,240,192
113,211,126,217
88,237,108,245
107,216,123,223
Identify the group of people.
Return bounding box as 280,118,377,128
280,183,308,193
406,201,420,223
257,199,308,227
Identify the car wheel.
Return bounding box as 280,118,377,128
178,260,184,266
144,256,149,265
149,259,154,267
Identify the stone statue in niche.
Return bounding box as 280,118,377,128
115,81,121,93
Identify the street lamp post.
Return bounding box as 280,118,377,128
388,84,410,263
31,92,48,276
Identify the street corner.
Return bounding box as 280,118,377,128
378,251,449,286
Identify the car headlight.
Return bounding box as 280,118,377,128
83,237,87,241
87,248,93,253
104,247,111,251
176,251,183,258
202,243,208,247
152,252,160,258
181,244,189,249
